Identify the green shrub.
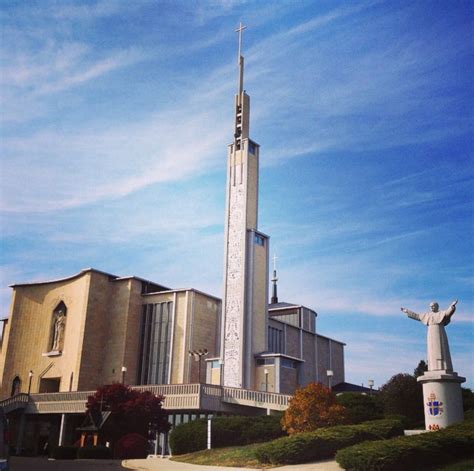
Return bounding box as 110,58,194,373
462,388,474,412
77,446,112,459
50,445,77,460
255,418,405,465
336,393,380,424
335,419,474,471
378,374,424,426
213,415,284,447
169,418,206,455
169,415,285,455
464,409,474,421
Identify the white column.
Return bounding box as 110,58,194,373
207,418,212,450
58,413,67,446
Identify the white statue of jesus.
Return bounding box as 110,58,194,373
401,300,457,372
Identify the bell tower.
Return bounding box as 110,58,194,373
221,24,269,389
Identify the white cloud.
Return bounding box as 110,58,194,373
2,0,470,214
330,330,474,389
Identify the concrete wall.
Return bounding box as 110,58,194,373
251,239,268,359
0,272,92,398
330,340,345,386
316,336,345,388
142,290,221,385
77,272,143,390
301,330,316,386
284,324,300,358
246,141,258,230
280,364,298,395
188,292,220,383
254,364,275,392
266,315,345,394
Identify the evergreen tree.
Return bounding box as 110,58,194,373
378,373,423,425
413,360,428,378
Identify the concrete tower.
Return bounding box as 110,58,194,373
221,24,269,389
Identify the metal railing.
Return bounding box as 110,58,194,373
132,383,200,396
1,384,291,415
222,386,291,410
0,393,29,413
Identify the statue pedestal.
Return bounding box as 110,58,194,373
418,371,465,430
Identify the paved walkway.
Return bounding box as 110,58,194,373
122,457,343,471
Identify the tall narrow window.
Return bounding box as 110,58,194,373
11,376,21,396
138,302,173,385
268,326,283,353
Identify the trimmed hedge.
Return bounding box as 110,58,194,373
169,414,285,455
335,419,474,471
77,445,112,459
50,445,77,460
336,393,381,424
255,418,405,465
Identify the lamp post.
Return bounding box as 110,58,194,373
264,368,269,392
121,366,127,384
189,349,208,383
327,369,334,391
28,370,33,395
368,379,374,395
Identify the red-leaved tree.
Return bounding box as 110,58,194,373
86,383,170,445
281,382,347,434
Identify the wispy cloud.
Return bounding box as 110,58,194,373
0,0,472,391
331,330,474,388
2,0,471,212
0,103,229,212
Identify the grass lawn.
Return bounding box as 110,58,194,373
432,458,474,471
170,443,274,468
172,445,473,470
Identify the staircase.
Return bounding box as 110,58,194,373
0,393,29,413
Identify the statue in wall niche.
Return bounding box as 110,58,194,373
52,309,66,351
401,300,458,372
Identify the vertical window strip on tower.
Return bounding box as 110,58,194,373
268,326,283,353
138,302,173,385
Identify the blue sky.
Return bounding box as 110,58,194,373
1,0,473,389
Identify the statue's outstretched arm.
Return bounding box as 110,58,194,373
401,307,421,321
446,299,458,318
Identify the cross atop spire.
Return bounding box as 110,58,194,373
235,22,247,95
235,22,247,62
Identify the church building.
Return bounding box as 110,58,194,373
0,26,345,455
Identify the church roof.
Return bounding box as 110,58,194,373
143,287,221,302
332,382,376,394
269,301,317,315
268,301,301,309
10,268,169,291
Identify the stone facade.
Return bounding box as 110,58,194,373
0,269,221,399
1,268,344,402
